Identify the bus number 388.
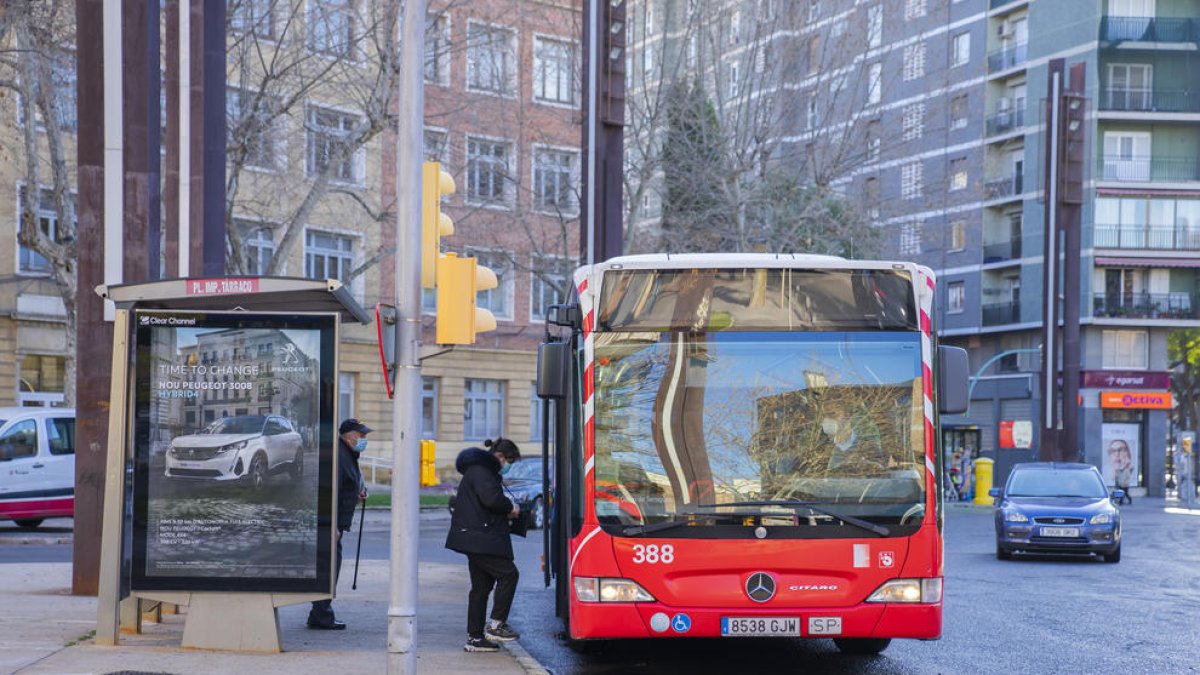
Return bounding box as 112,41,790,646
631,544,675,564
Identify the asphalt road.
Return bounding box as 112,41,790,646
6,501,1199,674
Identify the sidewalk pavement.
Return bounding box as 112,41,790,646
2,513,537,675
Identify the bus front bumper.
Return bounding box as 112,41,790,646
570,601,942,640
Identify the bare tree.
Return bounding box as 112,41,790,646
0,1,78,404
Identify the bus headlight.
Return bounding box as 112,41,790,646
866,578,942,604
574,577,655,603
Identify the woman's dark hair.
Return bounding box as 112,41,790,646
484,437,521,462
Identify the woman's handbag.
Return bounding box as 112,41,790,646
509,505,533,538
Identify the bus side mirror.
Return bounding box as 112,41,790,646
937,346,969,415
537,342,569,399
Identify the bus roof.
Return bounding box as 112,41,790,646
588,253,921,272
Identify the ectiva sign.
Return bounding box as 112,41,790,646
1100,391,1173,410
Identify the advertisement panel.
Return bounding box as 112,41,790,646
131,310,337,593
1101,423,1140,489
1100,391,1172,410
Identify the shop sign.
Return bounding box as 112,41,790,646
186,278,260,296
1100,391,1173,410
1081,370,1169,390
998,420,1033,449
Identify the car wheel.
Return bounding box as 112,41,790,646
14,518,44,530
288,448,304,480
833,638,891,655
249,454,268,490
996,543,1012,560
532,497,545,530
1103,545,1121,563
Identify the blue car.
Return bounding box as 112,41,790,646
990,462,1123,563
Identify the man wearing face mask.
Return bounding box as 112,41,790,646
445,437,523,652
820,401,885,473
308,418,371,630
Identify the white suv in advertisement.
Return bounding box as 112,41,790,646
0,407,75,529
164,414,303,488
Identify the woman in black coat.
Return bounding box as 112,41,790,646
446,438,523,652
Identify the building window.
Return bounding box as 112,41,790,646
227,88,281,171
534,37,576,106
806,97,818,130
239,223,276,275
425,13,451,86
1107,63,1152,110
952,32,971,67
948,282,965,313
902,103,925,141
231,0,276,39
531,259,570,322
423,128,448,163
864,177,880,220
950,219,966,250
530,382,555,442
1102,330,1148,369
902,42,925,81
305,105,361,183
305,230,354,284
950,157,968,191
464,378,505,440
866,120,880,161
901,162,923,200
533,147,578,215
469,249,514,320
831,19,847,39
807,36,821,75
467,22,516,95
422,376,438,438
904,0,927,21
899,220,922,256
951,94,968,130
729,62,740,98
867,4,883,49
807,0,821,24
466,137,512,206
19,56,77,132
729,9,740,44
307,0,355,58
17,187,69,275
19,354,65,406
339,372,356,418
867,62,882,105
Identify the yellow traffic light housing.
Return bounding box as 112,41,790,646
422,162,456,289
436,253,498,344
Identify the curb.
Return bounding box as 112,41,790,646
504,640,552,675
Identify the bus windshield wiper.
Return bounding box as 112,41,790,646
620,512,718,536
694,500,891,537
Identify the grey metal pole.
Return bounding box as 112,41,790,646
389,0,425,672
584,0,598,266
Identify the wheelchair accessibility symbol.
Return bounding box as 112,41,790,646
671,613,692,633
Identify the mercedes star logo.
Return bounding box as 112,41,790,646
745,572,776,603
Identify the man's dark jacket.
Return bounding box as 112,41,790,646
445,448,514,559
336,437,364,531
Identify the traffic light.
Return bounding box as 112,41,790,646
436,253,498,344
422,162,456,289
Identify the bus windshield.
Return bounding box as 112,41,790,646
593,330,926,536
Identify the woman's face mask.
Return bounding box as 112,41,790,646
353,438,368,453
499,460,512,476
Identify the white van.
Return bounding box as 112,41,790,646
0,407,75,529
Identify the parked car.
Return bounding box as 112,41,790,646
991,462,1123,563
0,407,75,530
449,456,547,530
164,414,303,489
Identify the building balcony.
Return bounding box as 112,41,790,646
986,108,1025,136
984,173,1024,200
1096,156,1200,182
987,42,1028,73
1099,88,1200,114
1094,224,1200,250
1093,292,1200,320
990,0,1027,9
983,237,1023,263
982,301,1021,326
1101,16,1199,44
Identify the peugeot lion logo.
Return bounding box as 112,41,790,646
745,572,776,603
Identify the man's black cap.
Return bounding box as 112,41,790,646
340,418,374,435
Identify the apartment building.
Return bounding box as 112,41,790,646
374,0,583,476
625,0,1200,495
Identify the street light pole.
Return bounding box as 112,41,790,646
390,0,426,673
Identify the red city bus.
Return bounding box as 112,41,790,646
535,254,968,654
